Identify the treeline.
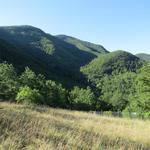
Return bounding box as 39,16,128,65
0,62,150,117
0,63,95,110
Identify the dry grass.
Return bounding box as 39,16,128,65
0,102,150,150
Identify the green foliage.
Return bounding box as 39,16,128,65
43,80,67,107
97,72,137,111
19,67,46,90
0,25,107,87
0,60,148,112
0,63,18,100
16,86,43,105
19,67,37,87
56,35,108,56
0,25,149,113
81,51,142,84
19,67,67,107
126,63,150,113
0,39,34,70
143,112,150,119
0,62,67,107
40,37,55,54
69,86,96,110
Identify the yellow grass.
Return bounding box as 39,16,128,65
0,102,150,150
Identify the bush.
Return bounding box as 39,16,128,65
43,80,67,107
69,86,96,110
16,86,43,105
143,112,150,119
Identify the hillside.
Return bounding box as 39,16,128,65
0,25,107,87
0,25,148,112
0,39,45,73
56,35,108,56
136,53,150,61
0,102,150,150
81,50,143,83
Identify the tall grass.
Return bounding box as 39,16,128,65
0,102,150,150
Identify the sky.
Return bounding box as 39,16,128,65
0,0,150,54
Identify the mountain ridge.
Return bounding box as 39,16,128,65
56,34,108,56
0,25,107,87
0,25,144,88
136,53,150,61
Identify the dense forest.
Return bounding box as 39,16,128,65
0,26,150,118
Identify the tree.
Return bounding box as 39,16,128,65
69,86,96,110
0,63,18,100
97,72,136,111
19,67,46,93
19,67,38,88
16,86,43,105
126,63,150,113
43,80,67,107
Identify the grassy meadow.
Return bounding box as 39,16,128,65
0,102,150,150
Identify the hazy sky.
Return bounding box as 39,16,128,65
0,0,150,54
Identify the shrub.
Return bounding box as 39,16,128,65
43,80,67,107
143,112,150,119
16,86,43,105
69,86,96,110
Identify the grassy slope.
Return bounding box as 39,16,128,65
0,102,150,150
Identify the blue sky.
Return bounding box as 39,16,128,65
0,0,150,54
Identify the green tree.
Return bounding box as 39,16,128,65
19,67,38,88
0,63,18,100
16,86,43,105
97,72,136,111
126,63,150,113
43,80,67,107
19,67,46,91
19,67,68,107
69,86,96,110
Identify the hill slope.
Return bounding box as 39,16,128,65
136,53,150,61
0,102,150,150
56,35,108,56
0,39,46,73
0,25,144,88
81,50,143,83
0,25,107,87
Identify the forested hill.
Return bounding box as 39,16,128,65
0,25,145,88
0,25,149,113
0,25,107,87
81,50,143,83
136,53,150,61
56,35,108,56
